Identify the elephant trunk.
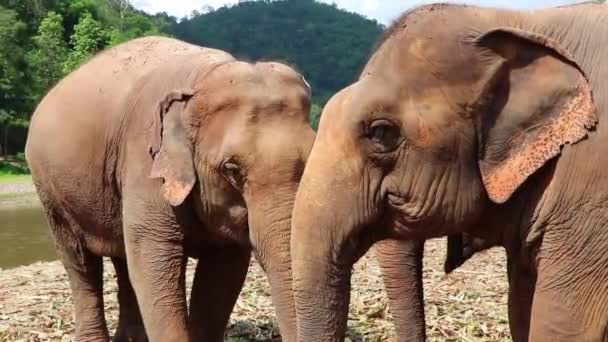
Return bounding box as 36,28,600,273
291,153,364,341
291,205,352,342
249,189,298,342
374,239,426,342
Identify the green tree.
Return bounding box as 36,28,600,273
56,0,99,37
310,103,322,130
173,0,383,109
107,10,170,46
63,11,108,73
0,5,28,156
0,0,59,33
0,0,175,156
27,11,68,101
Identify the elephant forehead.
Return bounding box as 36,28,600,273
194,73,309,118
198,102,310,162
254,122,312,164
399,85,471,147
191,85,303,118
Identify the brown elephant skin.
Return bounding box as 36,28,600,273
291,3,608,341
25,36,314,342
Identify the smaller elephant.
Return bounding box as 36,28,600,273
26,36,314,342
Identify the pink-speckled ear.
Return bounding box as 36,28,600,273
474,28,597,204
149,90,196,206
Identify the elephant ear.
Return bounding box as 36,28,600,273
149,89,196,206
474,28,597,204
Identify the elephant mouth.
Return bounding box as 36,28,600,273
207,212,250,247
387,192,407,206
385,192,428,238
209,223,249,247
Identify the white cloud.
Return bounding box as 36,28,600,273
361,0,381,13
319,0,579,24
133,0,581,23
132,0,238,19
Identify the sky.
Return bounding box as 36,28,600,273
133,0,580,24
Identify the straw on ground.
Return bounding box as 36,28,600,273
0,238,510,342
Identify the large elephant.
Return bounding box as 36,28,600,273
291,2,608,341
25,36,314,342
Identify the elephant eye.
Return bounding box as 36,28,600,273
367,119,401,152
222,161,245,188
371,124,387,142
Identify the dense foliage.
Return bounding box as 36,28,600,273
174,0,383,107
0,0,175,156
0,0,384,156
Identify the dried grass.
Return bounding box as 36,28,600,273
0,238,510,341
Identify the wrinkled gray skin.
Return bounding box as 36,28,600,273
292,3,608,341
26,36,314,342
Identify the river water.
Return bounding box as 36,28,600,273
0,205,57,269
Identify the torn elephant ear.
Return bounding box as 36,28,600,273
149,89,197,207
474,27,598,204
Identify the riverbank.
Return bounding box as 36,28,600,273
0,238,509,341
0,175,39,209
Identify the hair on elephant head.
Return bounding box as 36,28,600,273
291,4,598,340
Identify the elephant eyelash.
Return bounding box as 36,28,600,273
365,119,403,154
221,159,246,188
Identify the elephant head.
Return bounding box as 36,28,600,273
291,4,597,340
149,60,314,341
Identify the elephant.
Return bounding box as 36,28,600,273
291,2,608,342
373,235,480,342
25,36,315,342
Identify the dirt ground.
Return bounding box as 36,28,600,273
0,238,510,342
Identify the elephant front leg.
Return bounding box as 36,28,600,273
123,213,190,342
188,246,251,342
374,239,426,342
528,256,608,341
111,257,148,342
506,257,535,342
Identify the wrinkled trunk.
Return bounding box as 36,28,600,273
374,239,425,342
249,190,298,342
291,143,365,342
291,206,353,342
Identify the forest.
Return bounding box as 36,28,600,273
0,0,383,160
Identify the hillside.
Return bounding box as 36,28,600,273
172,0,384,121
0,0,384,154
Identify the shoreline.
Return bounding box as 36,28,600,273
0,177,40,209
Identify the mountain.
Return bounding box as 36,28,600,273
173,0,384,108
0,0,384,154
